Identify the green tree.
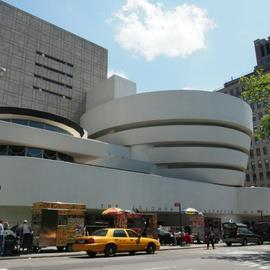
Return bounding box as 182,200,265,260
240,69,270,139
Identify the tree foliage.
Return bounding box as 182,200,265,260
240,69,270,139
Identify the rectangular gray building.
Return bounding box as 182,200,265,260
0,0,107,123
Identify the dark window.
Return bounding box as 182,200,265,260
246,174,250,182
43,150,57,160
127,230,139,238
258,160,262,168
256,148,261,156
259,172,264,180
250,150,254,158
251,162,256,170
29,120,44,129
26,147,43,158
0,145,7,155
266,43,270,54
91,229,108,237
113,230,127,238
8,146,25,156
263,147,268,155
12,119,28,125
253,173,257,181
260,45,265,57
253,115,256,122
267,171,270,180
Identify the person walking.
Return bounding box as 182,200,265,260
0,219,4,256
205,226,215,249
17,220,33,254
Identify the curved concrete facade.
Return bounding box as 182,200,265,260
81,90,252,186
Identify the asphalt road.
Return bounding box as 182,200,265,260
1,244,270,270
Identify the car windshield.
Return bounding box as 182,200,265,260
91,229,108,236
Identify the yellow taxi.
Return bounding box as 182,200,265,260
72,228,160,257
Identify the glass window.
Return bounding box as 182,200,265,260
250,150,254,158
259,172,264,180
258,160,262,168
29,120,44,129
267,172,270,180
12,119,28,126
256,148,261,156
246,174,250,182
43,150,57,160
113,230,127,238
44,124,58,132
127,230,139,238
26,147,43,158
8,146,25,156
253,173,257,181
263,147,268,155
91,229,108,237
0,145,7,155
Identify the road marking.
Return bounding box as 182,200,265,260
142,267,177,270
259,267,270,269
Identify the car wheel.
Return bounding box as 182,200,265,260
66,244,73,252
146,243,156,254
242,239,247,246
226,242,232,246
87,251,97,257
104,244,117,257
57,246,64,252
129,251,136,255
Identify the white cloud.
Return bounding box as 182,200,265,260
113,0,215,61
108,69,129,79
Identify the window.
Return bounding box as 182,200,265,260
251,162,256,171
246,174,250,182
26,147,43,158
8,146,25,156
91,229,108,237
43,150,57,160
258,160,262,168
127,230,139,238
253,173,257,181
253,115,256,122
263,147,268,155
250,150,254,158
267,171,270,180
113,230,127,238
259,172,264,180
265,159,269,169
256,148,261,156
0,145,7,155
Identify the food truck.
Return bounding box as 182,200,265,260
86,209,158,239
32,201,86,251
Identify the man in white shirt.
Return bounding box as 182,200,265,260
0,219,4,256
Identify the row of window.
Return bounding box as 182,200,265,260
35,62,73,78
246,171,270,182
0,119,71,135
0,145,73,162
260,43,270,57
249,159,269,170
36,50,74,67
250,147,268,157
34,74,72,89
33,86,72,100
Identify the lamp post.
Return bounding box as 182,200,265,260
174,202,182,232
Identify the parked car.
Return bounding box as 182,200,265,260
222,222,263,246
3,229,20,256
72,228,160,257
252,222,270,242
157,228,175,245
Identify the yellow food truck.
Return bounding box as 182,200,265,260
32,201,86,252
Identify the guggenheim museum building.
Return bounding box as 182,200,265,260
0,1,270,226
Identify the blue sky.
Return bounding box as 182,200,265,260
3,0,270,93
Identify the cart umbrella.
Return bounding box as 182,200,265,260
101,207,124,215
182,207,200,215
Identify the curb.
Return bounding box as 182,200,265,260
0,244,212,261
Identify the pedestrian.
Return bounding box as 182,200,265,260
205,226,215,249
17,220,33,254
0,219,4,256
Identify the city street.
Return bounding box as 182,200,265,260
1,244,270,270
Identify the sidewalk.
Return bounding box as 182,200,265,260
0,243,224,260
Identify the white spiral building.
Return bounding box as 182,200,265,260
81,88,252,187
